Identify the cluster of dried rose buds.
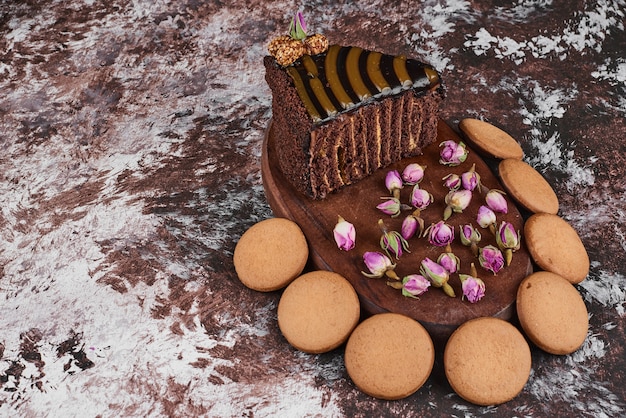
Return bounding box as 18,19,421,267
332,139,521,304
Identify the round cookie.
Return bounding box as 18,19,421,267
234,217,308,292
517,271,588,355
524,213,589,284
498,158,559,214
344,313,434,400
444,317,531,406
459,118,524,160
277,271,360,354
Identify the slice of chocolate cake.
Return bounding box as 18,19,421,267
265,18,445,199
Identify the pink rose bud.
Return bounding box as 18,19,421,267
361,251,398,279
439,140,468,166
333,215,355,251
476,205,497,229
460,274,486,303
438,251,460,274
442,173,461,190
376,197,401,217
485,189,508,214
385,170,403,198
459,224,481,257
420,257,455,297
425,220,455,247
410,185,433,210
401,214,423,240
419,257,449,287
479,245,505,275
289,11,308,40
461,163,481,191
444,189,472,220
402,163,426,185
496,221,521,266
401,274,431,298
379,219,410,260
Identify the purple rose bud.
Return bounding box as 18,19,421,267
485,189,508,214
459,224,481,257
289,11,308,40
380,229,410,260
439,140,468,166
438,251,460,274
401,214,424,240
402,163,426,185
461,164,481,191
460,274,486,303
361,251,397,279
476,205,497,229
479,245,505,275
425,220,455,247
442,173,461,190
377,197,401,217
444,189,472,220
496,221,521,266
333,215,355,251
419,257,449,287
385,170,403,197
410,185,433,210
401,274,431,298
496,221,521,250
459,224,481,246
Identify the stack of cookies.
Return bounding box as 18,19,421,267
233,118,590,405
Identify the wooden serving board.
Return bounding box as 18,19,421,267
261,119,533,344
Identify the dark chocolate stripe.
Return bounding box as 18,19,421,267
380,54,401,88
285,44,441,122
336,47,360,104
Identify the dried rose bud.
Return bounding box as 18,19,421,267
439,140,468,166
476,205,497,233
288,11,307,40
362,251,399,280
420,257,455,297
485,189,508,214
460,264,486,303
442,173,461,190
401,274,431,298
438,249,460,274
402,163,426,185
479,245,505,275
425,220,455,247
376,197,402,217
401,213,424,240
459,224,481,257
495,221,521,266
410,185,433,210
378,219,409,259
444,189,472,220
385,169,403,199
461,163,482,191
333,215,355,251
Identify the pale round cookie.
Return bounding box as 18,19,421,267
524,213,589,284
344,313,434,400
498,158,559,214
444,317,531,406
459,118,524,160
277,271,360,354
233,217,308,292
517,271,588,355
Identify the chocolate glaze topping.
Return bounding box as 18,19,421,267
286,45,441,122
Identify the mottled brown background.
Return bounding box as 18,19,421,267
0,0,625,417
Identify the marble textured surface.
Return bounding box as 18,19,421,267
1,0,625,416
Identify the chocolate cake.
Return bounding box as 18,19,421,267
265,41,445,199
